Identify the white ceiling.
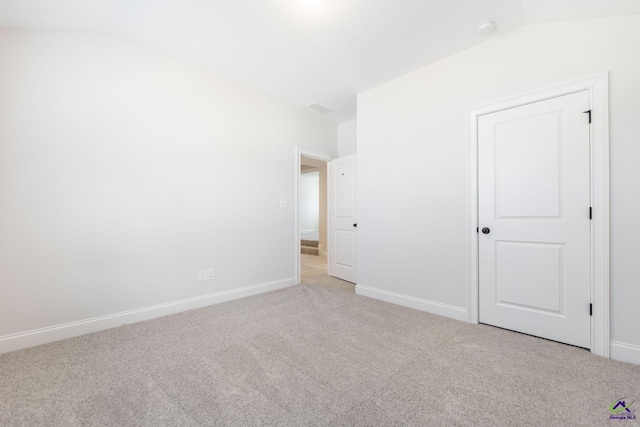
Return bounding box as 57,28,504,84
1,0,639,123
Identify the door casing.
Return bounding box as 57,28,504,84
467,73,610,357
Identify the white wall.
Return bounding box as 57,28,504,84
337,119,357,157
0,29,336,351
357,16,640,362
299,171,320,232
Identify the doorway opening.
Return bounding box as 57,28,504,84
300,156,328,280
295,147,333,284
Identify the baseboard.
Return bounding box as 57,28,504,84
355,285,468,322
0,277,297,355
610,341,640,365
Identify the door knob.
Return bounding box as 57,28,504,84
482,227,490,234
353,223,358,228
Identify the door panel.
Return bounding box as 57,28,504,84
495,241,563,313
496,113,561,218
329,155,357,283
334,231,354,267
478,91,591,348
335,162,355,217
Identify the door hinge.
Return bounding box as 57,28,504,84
589,207,592,220
590,303,593,316
583,110,592,123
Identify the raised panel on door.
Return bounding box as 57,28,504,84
495,113,561,218
478,91,591,349
495,241,563,314
334,230,355,268
335,162,355,218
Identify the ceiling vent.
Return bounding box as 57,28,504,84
306,103,333,114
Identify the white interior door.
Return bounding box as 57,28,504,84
478,91,591,348
329,154,357,283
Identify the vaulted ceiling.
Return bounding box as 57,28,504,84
1,0,639,123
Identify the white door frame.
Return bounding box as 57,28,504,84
467,73,610,357
295,146,334,284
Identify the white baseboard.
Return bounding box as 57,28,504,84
355,285,468,322
0,277,297,355
610,341,640,365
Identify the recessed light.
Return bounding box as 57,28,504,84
476,21,496,36
299,0,325,5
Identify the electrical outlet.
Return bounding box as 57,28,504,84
198,270,207,282
207,268,215,280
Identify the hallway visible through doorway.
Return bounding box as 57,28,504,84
300,253,327,280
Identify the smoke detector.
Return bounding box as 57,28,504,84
306,103,333,114
476,21,496,36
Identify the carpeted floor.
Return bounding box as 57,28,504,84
1,254,639,426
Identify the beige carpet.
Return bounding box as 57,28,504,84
1,256,639,426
